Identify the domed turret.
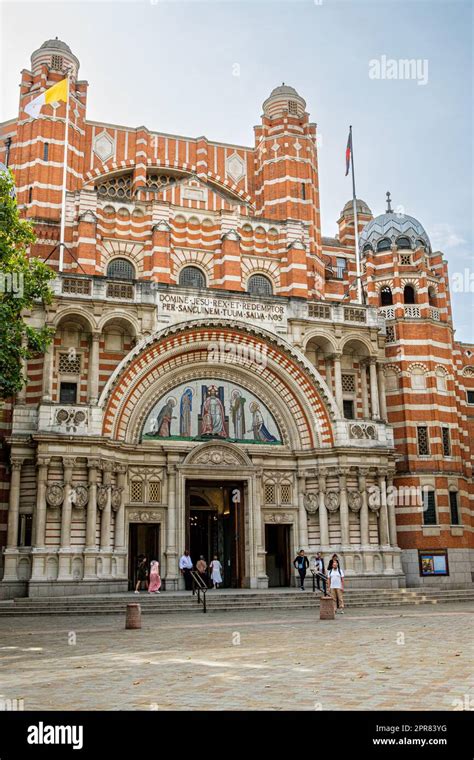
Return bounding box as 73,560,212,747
31,37,80,79
340,198,372,219
262,83,306,119
359,192,431,253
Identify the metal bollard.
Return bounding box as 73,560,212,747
125,602,142,629
319,595,335,620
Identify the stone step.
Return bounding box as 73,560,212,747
1,594,472,616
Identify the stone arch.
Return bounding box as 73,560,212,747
183,441,253,468
339,334,375,357
52,308,96,333
99,239,145,277
98,313,140,338
99,319,339,449
171,249,214,284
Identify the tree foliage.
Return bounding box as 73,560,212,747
0,168,55,401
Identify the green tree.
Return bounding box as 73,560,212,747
0,167,55,401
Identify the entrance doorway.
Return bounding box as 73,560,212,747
265,524,291,587
128,523,160,590
186,480,245,588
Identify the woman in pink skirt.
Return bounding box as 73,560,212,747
148,560,161,593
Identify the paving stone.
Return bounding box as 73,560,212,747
0,602,472,711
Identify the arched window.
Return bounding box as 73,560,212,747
179,266,206,289
411,366,426,390
376,238,391,252
404,284,416,304
380,286,393,306
435,367,448,392
247,274,273,296
363,243,373,254
428,286,437,306
396,236,411,249
384,368,399,392
107,258,135,280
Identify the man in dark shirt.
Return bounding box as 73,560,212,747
293,549,309,591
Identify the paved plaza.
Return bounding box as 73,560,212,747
0,603,472,711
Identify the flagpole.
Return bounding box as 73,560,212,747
59,72,70,272
349,125,362,304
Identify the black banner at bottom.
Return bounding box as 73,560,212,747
0,711,472,757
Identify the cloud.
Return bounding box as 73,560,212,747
430,224,466,250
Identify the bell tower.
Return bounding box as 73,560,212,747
253,84,322,257
14,38,88,244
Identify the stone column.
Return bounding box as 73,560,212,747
339,469,350,548
100,463,112,550
333,353,344,415
114,466,127,550
88,331,101,405
317,468,329,548
84,458,99,578
165,462,178,587
58,458,75,580
378,363,388,421
6,458,22,548
387,469,398,547
32,458,49,549
3,458,23,580
253,469,266,584
41,336,55,403
361,363,369,418
297,472,308,550
369,358,381,420
325,356,332,391
378,471,390,547
358,468,370,547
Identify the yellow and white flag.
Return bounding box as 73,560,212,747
25,78,68,119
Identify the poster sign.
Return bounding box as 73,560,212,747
419,549,449,576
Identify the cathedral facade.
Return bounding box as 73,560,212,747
0,39,472,598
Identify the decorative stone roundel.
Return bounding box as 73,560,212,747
111,487,123,512
97,485,109,510
71,485,88,509
325,491,340,512
348,490,362,512
46,483,64,507
303,492,319,513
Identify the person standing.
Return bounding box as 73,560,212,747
293,549,309,591
209,555,223,589
148,560,161,593
135,555,148,593
196,555,208,587
179,549,193,590
328,557,345,614
315,552,326,594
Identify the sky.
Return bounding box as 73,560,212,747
0,0,472,340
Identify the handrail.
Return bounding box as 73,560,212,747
190,570,208,613
310,569,328,595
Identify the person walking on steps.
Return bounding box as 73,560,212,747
148,560,161,594
209,555,223,589
179,549,193,591
293,549,309,591
135,555,148,593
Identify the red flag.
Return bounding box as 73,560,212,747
345,128,352,176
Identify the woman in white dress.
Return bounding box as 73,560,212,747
209,554,223,589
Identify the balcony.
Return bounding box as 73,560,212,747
404,305,421,319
